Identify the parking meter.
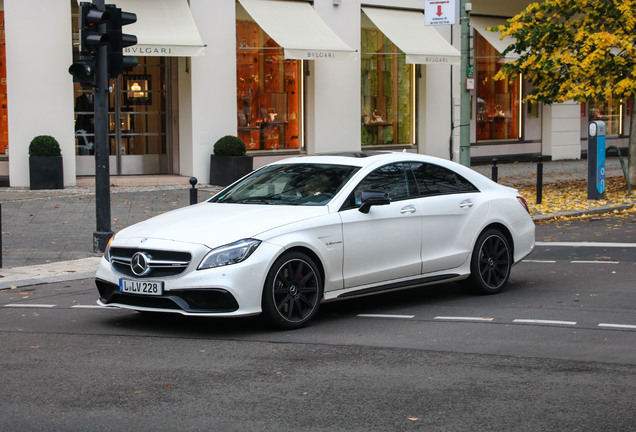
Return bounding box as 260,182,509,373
587,121,606,200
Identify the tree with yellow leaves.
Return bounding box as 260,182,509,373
492,0,636,185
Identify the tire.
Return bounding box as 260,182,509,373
466,229,512,294
262,252,323,330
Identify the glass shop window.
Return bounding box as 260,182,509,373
588,98,624,136
475,32,520,141
360,27,415,146
236,20,302,151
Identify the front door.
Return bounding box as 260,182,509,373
340,163,423,288
74,57,173,175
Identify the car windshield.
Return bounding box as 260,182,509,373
210,163,360,206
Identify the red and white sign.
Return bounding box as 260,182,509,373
425,0,459,26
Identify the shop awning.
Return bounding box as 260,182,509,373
238,0,356,61
111,0,205,57
471,17,520,61
361,7,460,65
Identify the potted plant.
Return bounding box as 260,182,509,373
28,135,63,190
209,135,253,186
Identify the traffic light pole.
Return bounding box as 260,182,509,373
92,0,113,252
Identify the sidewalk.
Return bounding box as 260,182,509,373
0,158,633,289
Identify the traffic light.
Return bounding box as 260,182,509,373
69,2,110,86
68,58,95,86
105,5,138,77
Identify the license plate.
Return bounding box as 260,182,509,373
119,279,163,296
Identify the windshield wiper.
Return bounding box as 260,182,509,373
235,198,278,205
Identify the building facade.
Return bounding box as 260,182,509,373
0,0,631,187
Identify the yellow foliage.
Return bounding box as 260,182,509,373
514,177,635,220
492,0,636,102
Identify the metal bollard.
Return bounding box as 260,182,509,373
536,156,543,205
491,158,498,183
189,177,198,205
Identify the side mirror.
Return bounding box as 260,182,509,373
358,190,391,213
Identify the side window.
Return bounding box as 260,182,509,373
410,162,478,196
352,163,410,205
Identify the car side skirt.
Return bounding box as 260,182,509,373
327,273,463,301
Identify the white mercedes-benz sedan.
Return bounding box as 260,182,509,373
96,152,535,329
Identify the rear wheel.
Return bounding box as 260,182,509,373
262,252,322,330
466,229,512,294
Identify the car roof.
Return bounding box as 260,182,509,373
268,151,499,191
270,151,453,170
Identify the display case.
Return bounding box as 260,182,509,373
238,92,289,150
362,95,393,145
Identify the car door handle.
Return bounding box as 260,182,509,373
400,205,417,214
459,200,474,208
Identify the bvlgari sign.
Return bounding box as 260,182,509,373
284,48,357,61
126,46,173,55
425,0,459,26
124,44,206,58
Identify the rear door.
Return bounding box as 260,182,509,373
408,162,486,274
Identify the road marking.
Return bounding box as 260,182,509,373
598,323,636,330
4,304,632,331
513,319,577,326
536,241,636,248
4,304,56,308
571,260,620,264
523,260,556,263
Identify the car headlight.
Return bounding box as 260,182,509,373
104,235,115,262
198,239,262,270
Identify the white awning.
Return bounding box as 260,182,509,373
471,17,520,61
362,7,460,65
238,0,356,61
113,0,205,57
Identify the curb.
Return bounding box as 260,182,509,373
0,257,102,290
531,203,635,222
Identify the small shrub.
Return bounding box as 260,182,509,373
213,135,247,156
29,135,61,157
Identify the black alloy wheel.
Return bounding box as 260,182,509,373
467,229,512,294
262,252,323,330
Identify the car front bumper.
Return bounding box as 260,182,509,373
94,239,283,317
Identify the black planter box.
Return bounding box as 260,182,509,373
209,155,253,186
29,156,64,190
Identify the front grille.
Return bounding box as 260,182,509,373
109,247,192,278
96,279,239,313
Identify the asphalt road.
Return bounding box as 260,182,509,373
1,215,634,431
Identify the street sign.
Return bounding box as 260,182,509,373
425,0,459,25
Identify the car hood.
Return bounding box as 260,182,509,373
114,202,328,249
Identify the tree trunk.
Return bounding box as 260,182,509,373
629,98,636,186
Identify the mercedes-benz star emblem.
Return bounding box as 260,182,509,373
131,252,152,276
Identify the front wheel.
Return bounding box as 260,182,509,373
466,229,512,294
262,252,323,330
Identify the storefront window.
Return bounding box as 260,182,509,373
588,98,623,136
361,28,414,146
236,20,301,151
475,32,520,141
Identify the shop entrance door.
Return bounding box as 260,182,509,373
74,57,173,176
110,58,171,175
